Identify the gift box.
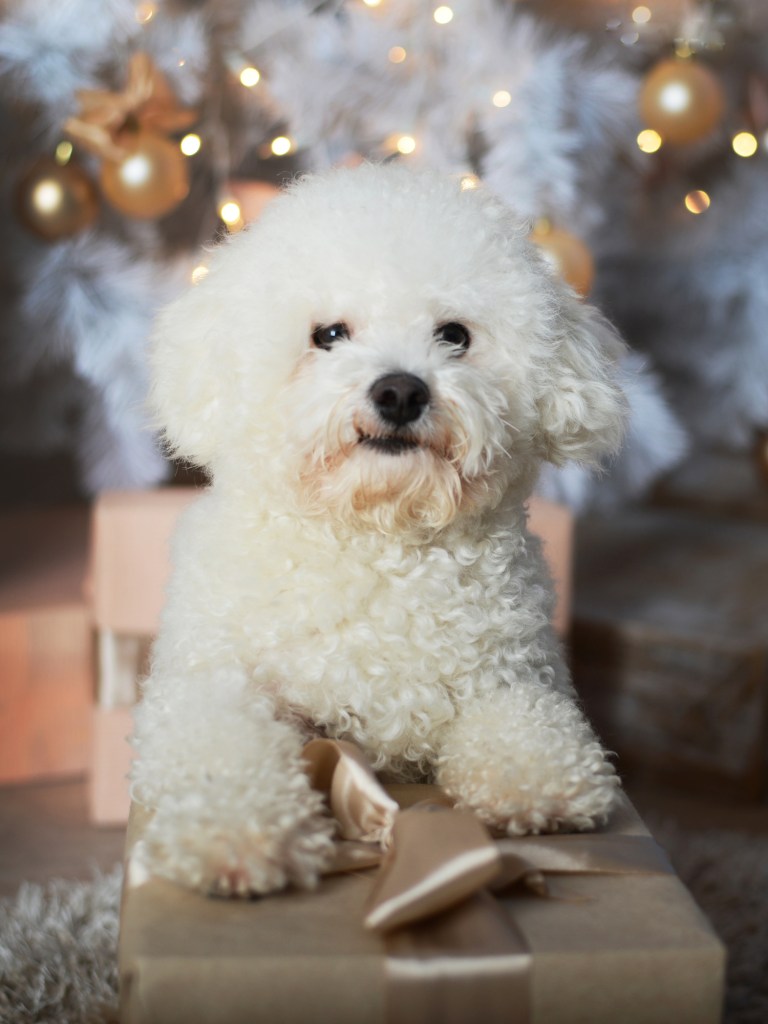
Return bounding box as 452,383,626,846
88,489,573,824
88,488,198,823
572,506,768,799
0,504,92,783
119,758,724,1024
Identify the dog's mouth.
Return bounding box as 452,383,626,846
358,432,421,455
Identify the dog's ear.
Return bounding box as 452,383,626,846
149,275,225,469
535,291,627,468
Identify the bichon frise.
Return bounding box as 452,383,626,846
131,163,626,896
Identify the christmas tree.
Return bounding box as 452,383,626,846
3,0,764,506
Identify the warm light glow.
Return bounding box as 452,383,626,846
55,140,73,165
362,0,381,6
388,46,407,63
460,174,480,190
177,58,186,68
219,200,242,224
684,189,710,214
732,131,758,157
396,135,417,154
191,264,209,285
492,90,512,108
637,128,663,153
135,3,155,23
239,66,261,88
675,41,693,59
658,81,692,114
631,6,652,24
270,136,292,156
433,5,453,24
180,133,202,156
32,179,64,214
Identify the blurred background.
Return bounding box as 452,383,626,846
1,1,767,1019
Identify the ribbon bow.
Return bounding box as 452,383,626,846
303,739,673,934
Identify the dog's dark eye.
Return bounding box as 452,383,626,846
312,322,351,351
434,321,471,354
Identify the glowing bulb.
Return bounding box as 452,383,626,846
177,58,186,68
180,133,201,156
240,66,261,88
270,136,292,156
433,6,453,24
492,90,512,108
191,264,209,285
219,200,242,225
637,129,663,153
732,131,758,158
632,6,652,24
362,0,381,6
135,3,155,23
684,190,710,214
32,179,64,215
388,46,407,63
396,135,417,155
54,140,73,165
460,174,480,190
658,81,692,115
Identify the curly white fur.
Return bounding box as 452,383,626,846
132,164,627,896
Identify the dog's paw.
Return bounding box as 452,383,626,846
139,785,335,897
436,687,621,835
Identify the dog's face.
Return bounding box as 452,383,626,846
152,165,625,534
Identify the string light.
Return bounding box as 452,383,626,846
684,189,710,214
631,6,652,24
54,141,73,165
492,90,512,108
135,3,155,23
362,0,381,6
388,46,407,64
732,131,758,157
637,129,663,153
396,135,417,154
218,199,244,232
460,174,480,190
179,133,202,156
433,6,453,24
239,67,261,88
270,136,292,156
191,264,209,284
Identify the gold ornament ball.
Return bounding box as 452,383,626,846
100,131,190,219
16,157,99,241
529,223,594,297
639,58,725,145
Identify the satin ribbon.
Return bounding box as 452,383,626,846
64,51,197,162
303,738,674,1024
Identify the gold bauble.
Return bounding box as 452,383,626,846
530,222,594,297
16,158,99,241
639,58,725,145
100,131,189,219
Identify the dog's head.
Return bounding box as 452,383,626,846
151,165,625,534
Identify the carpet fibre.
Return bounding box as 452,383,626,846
0,826,765,1023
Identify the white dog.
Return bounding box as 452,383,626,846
131,164,626,897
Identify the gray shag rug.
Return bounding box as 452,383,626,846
1,825,766,1024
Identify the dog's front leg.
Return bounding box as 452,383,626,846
435,684,620,835
130,664,334,896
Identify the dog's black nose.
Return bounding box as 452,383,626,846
370,373,430,427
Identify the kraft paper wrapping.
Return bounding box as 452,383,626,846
119,786,724,1024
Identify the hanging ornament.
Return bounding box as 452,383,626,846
15,156,99,241
529,220,594,297
100,130,189,218
639,57,725,145
64,51,197,219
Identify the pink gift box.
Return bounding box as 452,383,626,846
0,505,92,783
